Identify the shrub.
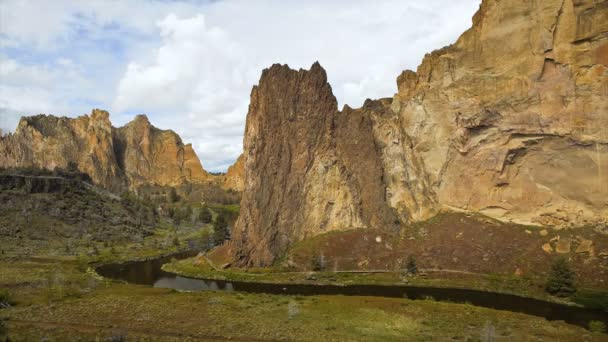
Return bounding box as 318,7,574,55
406,255,418,275
168,188,179,203
0,289,14,307
198,206,212,224
589,320,606,333
311,253,325,271
545,257,576,297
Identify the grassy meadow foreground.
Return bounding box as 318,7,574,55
1,255,605,341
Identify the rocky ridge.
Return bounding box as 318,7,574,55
0,110,212,191
230,0,608,267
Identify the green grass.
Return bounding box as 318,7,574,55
573,290,608,312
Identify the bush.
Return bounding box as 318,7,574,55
589,320,606,333
311,253,325,271
168,188,179,203
406,255,418,275
545,257,576,297
198,206,212,224
0,289,14,307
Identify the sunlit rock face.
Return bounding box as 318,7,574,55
0,110,210,191
222,153,245,192
113,114,210,188
393,0,608,227
231,0,608,267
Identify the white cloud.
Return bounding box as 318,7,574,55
0,0,481,171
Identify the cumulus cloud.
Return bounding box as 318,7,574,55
1,0,480,171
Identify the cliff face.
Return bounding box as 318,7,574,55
0,109,125,191
230,63,403,266
393,0,608,226
222,154,245,192
113,114,210,188
0,110,210,191
231,0,608,267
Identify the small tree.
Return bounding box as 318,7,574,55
546,257,576,297
168,188,179,203
311,253,325,271
184,206,193,223
406,255,418,275
198,206,212,224
213,214,229,245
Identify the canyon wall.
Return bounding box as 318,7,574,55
230,0,608,266
0,110,210,191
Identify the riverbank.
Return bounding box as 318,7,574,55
2,258,605,341
162,254,608,312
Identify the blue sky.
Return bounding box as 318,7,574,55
0,0,480,171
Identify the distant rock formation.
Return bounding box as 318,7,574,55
222,153,245,192
230,0,608,267
0,109,210,191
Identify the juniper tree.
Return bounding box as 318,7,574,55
545,257,576,297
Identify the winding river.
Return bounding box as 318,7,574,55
95,251,608,330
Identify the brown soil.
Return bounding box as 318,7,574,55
287,213,608,288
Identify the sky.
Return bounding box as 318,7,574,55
0,0,480,172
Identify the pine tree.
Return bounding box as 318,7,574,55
198,206,212,223
545,257,576,297
406,255,418,275
213,214,229,245
168,188,179,203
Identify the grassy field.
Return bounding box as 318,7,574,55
2,256,605,341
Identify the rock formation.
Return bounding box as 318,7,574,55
221,154,245,192
113,114,210,188
0,110,210,191
231,0,608,266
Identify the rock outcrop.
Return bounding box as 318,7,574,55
113,114,210,188
221,154,245,192
0,110,210,191
231,0,608,267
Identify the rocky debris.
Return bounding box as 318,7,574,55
220,263,231,270
305,273,317,281
555,238,572,254
575,239,594,254
0,110,210,191
540,230,549,236
542,243,553,254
